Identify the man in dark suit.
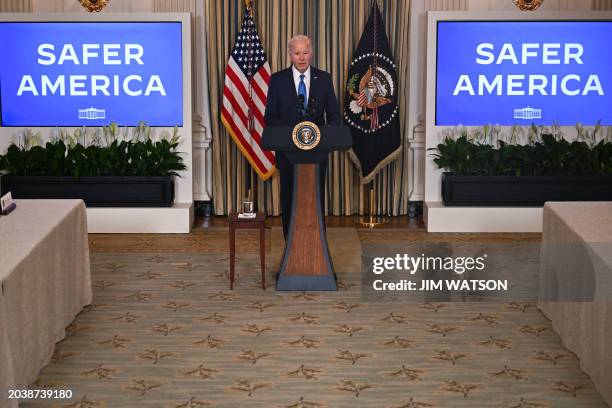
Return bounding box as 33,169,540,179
264,35,341,238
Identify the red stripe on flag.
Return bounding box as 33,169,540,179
225,67,266,127
251,75,267,106
371,108,378,129
358,90,367,107
222,86,250,128
222,106,268,172
223,78,266,139
222,87,274,164
259,66,271,83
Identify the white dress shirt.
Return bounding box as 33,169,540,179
292,65,311,101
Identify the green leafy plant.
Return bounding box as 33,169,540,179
0,122,186,177
347,74,360,94
431,124,612,176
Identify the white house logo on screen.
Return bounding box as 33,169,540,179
514,106,542,120
78,107,106,120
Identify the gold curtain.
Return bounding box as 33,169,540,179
205,0,411,216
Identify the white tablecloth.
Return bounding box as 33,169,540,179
0,200,91,408
538,202,612,406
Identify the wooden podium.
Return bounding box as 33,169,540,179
262,124,352,291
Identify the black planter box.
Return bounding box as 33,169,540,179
442,173,612,206
0,175,174,207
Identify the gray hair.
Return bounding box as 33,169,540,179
288,35,312,55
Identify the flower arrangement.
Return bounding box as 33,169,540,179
0,122,186,178
431,123,612,176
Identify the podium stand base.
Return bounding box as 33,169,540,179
276,273,337,291
275,164,336,291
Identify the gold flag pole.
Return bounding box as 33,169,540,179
251,166,256,211
245,0,254,209
357,181,387,228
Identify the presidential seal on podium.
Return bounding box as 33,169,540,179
292,121,321,150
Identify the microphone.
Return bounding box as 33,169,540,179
296,94,306,117
307,97,317,118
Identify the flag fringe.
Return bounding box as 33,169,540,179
347,143,403,185
221,115,276,181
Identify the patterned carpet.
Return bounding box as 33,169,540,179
24,228,607,408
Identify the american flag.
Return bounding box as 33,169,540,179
357,90,367,107
221,5,274,180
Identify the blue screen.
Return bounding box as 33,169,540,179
436,21,612,126
0,22,183,127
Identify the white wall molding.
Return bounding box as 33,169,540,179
407,121,425,201
192,0,212,201
193,128,212,201
406,0,468,202
152,0,212,201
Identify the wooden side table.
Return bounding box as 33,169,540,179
228,212,266,290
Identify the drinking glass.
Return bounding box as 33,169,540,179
242,199,254,215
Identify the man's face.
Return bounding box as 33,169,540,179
289,39,312,73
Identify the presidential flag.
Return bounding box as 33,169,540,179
221,3,275,180
344,2,401,184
